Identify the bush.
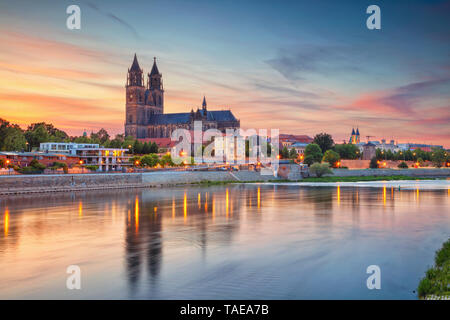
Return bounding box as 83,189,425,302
140,154,159,167
85,165,98,172
398,161,408,169
159,153,174,167
29,159,46,171
322,150,340,167
417,239,450,299
369,157,378,169
309,162,333,178
17,166,42,174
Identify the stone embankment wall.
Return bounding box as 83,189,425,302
0,171,277,195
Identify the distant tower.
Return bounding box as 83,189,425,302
125,54,146,138
349,128,355,144
147,57,164,113
349,128,360,144
202,96,207,112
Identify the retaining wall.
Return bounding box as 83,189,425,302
0,170,277,195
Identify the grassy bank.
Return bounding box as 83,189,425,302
299,175,443,183
417,239,450,299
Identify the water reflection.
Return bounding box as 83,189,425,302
0,184,449,299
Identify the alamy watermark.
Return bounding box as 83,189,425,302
366,265,381,290
169,121,279,175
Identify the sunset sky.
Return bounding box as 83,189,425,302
0,0,449,147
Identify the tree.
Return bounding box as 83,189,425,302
304,143,323,166
312,133,334,153
25,122,68,148
431,148,446,168
142,142,151,154
280,146,289,159
25,123,50,148
334,143,359,159
309,162,333,178
289,148,298,159
369,157,378,169
140,154,159,167
1,127,27,151
150,142,159,154
322,150,340,167
133,140,143,154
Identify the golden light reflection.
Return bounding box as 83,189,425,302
4,209,9,237
78,201,83,218
257,187,261,209
183,192,187,221
212,194,216,220
135,196,139,233
226,189,229,219
205,192,208,213
337,186,341,205
416,188,420,203
198,193,201,209
172,197,175,220
383,186,386,206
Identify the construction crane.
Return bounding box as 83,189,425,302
366,135,375,143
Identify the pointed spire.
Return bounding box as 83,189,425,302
356,128,360,135
351,128,355,135
130,53,141,72
150,57,160,76
202,96,207,109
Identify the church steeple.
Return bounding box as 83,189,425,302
148,57,162,90
127,53,143,87
202,96,207,111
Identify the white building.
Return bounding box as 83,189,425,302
40,142,131,172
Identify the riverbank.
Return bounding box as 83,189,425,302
0,169,449,195
417,239,450,300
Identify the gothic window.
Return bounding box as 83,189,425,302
159,96,161,105
129,115,133,123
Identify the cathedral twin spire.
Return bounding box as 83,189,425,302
127,54,162,90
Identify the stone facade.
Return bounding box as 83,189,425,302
125,55,240,139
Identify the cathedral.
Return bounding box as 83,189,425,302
125,54,240,139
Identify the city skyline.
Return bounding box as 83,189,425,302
0,0,449,147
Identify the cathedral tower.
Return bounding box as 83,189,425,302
125,54,146,138
147,57,164,114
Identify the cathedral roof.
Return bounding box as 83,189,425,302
150,58,160,76
351,128,355,135
130,54,141,72
356,128,360,135
148,110,238,125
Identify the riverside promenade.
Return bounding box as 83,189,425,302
0,168,449,195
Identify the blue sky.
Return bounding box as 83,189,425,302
0,0,449,146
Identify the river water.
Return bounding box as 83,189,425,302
0,181,449,299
